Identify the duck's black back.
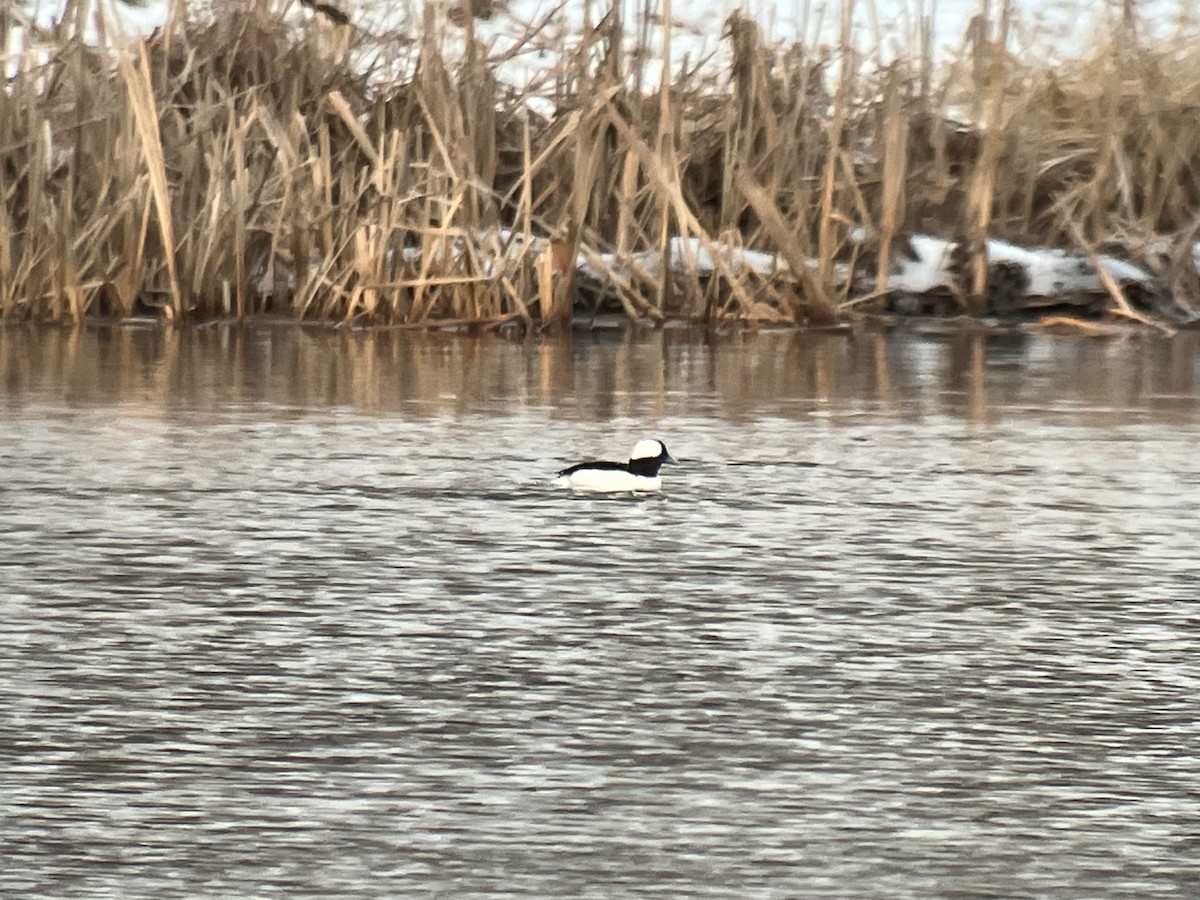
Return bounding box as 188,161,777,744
556,460,628,477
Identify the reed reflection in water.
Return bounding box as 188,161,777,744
2,321,1200,423
1,323,1198,898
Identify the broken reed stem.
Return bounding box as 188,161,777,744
1067,221,1176,335
119,43,185,319
735,171,835,323
875,65,908,299
818,0,855,289
964,2,1010,314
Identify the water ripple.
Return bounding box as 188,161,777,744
2,330,1199,897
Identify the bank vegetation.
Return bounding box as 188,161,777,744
2,0,1199,330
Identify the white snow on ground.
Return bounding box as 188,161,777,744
884,234,1163,297
987,239,1152,297
887,234,955,294
389,227,1190,305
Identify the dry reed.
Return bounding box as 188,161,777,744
1,1,1199,327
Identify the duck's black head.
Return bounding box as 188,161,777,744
626,439,676,477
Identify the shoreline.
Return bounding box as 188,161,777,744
0,309,1186,342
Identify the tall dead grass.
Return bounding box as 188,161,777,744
1,1,1199,325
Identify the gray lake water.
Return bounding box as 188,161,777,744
2,322,1199,898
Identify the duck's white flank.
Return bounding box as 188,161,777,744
553,469,663,493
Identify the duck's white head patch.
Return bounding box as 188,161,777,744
630,439,665,461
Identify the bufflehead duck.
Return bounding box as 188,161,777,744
553,439,676,492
